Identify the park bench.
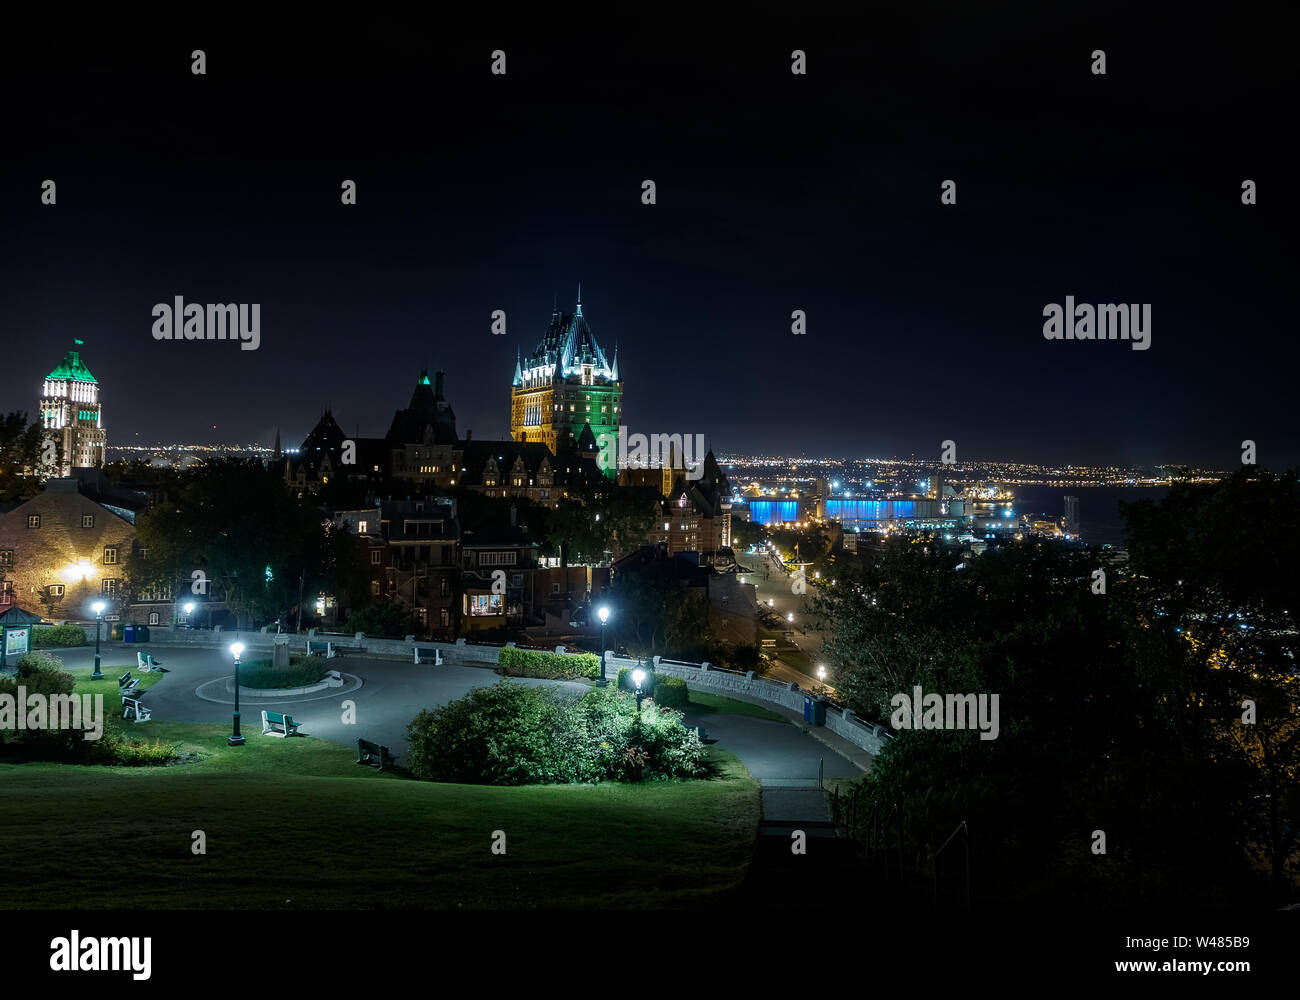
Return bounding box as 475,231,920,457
121,696,152,722
306,640,337,658
117,671,141,696
413,646,444,665
261,710,302,737
136,651,166,673
356,737,397,771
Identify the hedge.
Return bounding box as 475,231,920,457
616,668,689,709
31,625,87,649
498,646,601,680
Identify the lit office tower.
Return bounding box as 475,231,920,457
40,345,106,476
1063,495,1080,539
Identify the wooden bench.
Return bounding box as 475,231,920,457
121,696,152,722
356,738,396,771
413,646,444,665
117,671,141,696
261,710,302,737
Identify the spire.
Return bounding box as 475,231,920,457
610,341,619,381
575,281,582,317
513,347,523,386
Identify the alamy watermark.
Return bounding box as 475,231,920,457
598,426,706,481
0,688,104,740
151,297,261,351
1043,297,1151,351
889,685,999,740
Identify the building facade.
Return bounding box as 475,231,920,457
40,347,106,476
511,293,622,476
0,479,135,620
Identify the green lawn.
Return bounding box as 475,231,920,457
686,690,788,723
0,671,761,909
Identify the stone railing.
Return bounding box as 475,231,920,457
603,653,891,756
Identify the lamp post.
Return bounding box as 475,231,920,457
91,600,106,679
632,667,646,712
228,642,245,746
183,601,194,628
597,605,610,687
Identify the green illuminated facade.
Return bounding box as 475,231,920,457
41,348,106,475
510,292,622,477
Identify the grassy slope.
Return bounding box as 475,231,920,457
0,670,760,910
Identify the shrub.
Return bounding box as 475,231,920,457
498,646,600,680
0,663,81,760
15,650,69,676
406,681,706,785
86,731,180,766
31,625,87,649
236,655,328,689
649,674,689,709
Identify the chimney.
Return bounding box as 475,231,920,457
465,429,472,443
435,370,445,398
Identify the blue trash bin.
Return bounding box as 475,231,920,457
123,624,136,643
811,699,827,726
803,694,813,722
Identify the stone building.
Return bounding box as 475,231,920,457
0,478,135,620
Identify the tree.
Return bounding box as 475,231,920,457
0,412,44,503
132,459,332,630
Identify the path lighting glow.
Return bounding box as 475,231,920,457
787,612,794,622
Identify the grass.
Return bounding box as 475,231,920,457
0,672,761,908
686,690,789,723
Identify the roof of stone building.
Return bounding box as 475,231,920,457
386,370,458,446
45,350,98,384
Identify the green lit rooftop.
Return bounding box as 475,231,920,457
46,350,98,383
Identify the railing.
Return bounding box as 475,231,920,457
933,820,972,910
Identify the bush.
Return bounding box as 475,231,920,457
0,661,81,760
406,681,706,785
236,655,328,689
31,625,87,648
15,650,69,676
650,674,689,709
498,646,600,680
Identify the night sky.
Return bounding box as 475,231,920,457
2,8,1293,468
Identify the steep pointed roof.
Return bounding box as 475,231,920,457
518,294,616,382
46,350,98,383
576,421,598,453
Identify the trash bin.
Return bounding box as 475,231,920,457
803,694,813,722
123,624,136,643
811,699,827,726
136,625,150,642
110,623,124,641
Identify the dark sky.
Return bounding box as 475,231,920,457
2,7,1294,469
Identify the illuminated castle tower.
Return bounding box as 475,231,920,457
510,288,622,477
40,344,106,476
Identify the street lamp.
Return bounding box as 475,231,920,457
787,612,794,623
632,667,646,711
228,642,246,746
91,600,106,679
183,601,195,628
817,665,827,681
597,606,610,687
